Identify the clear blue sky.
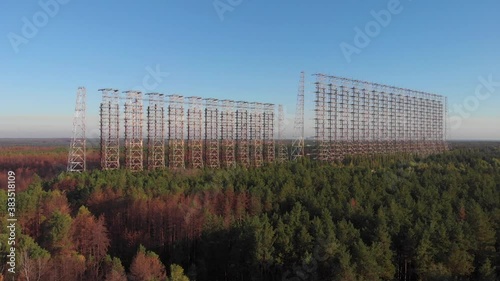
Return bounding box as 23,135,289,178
1,0,499,139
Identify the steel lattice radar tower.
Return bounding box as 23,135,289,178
291,71,305,160
67,87,87,172
221,99,236,168
99,88,121,170
188,96,204,169
147,93,165,170
204,98,220,169
236,101,250,168
313,73,448,161
250,102,264,167
168,94,185,169
277,104,288,163
89,71,448,171
124,91,144,171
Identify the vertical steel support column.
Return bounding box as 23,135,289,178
363,86,371,156
277,104,288,163
146,93,165,170
168,94,185,169
409,93,417,154
236,101,250,167
67,87,87,172
205,98,220,168
187,96,204,169
291,71,305,160
221,99,236,168
442,96,449,151
124,91,144,171
250,102,264,167
326,82,335,161
388,92,396,154
370,87,380,155
351,84,359,155
398,92,404,153
402,92,410,154
99,88,120,170
263,103,275,163
314,77,328,161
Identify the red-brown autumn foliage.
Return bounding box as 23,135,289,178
129,246,166,281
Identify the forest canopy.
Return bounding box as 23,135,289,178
0,142,499,280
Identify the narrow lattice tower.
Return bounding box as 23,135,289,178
236,101,250,168
168,94,185,169
204,98,220,169
221,100,236,168
67,87,87,172
250,102,264,167
314,76,328,161
291,71,305,160
263,103,275,163
188,96,204,169
99,88,120,170
277,104,288,163
147,93,165,170
124,91,144,171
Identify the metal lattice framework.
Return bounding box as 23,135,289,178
205,98,220,169
168,95,185,169
99,88,120,170
147,93,165,170
221,100,236,168
188,96,204,169
67,87,87,172
277,104,287,163
236,101,250,168
250,102,264,167
124,91,144,171
291,71,305,160
97,93,278,171
315,77,329,161
314,73,448,161
93,71,448,171
263,103,275,163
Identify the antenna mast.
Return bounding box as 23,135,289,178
67,87,87,172
291,71,305,160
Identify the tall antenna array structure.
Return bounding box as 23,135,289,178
444,96,449,151
124,91,144,171
221,99,236,168
291,71,305,160
67,87,87,172
277,104,287,163
147,93,165,170
99,88,120,170
250,102,264,167
263,103,275,163
313,73,448,161
188,96,204,169
91,71,447,171
314,76,329,161
205,98,220,168
168,94,185,169
236,101,250,168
